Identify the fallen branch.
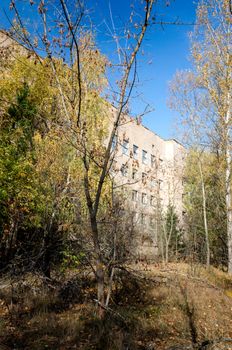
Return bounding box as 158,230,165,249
93,298,127,325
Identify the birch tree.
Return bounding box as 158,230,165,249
192,0,231,272
170,0,232,272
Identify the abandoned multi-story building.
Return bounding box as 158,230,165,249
109,110,185,258
0,30,186,259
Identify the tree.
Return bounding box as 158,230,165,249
193,0,231,273
160,204,183,263
0,54,57,269
169,0,232,272
0,83,38,265
4,0,156,314
182,150,226,266
0,55,75,273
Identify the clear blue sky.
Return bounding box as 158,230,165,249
88,0,198,140
0,0,198,140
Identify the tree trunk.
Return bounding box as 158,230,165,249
96,260,105,318
105,225,116,308
42,233,51,279
175,234,178,260
90,215,105,317
225,91,232,274
160,232,165,264
198,160,210,267
226,135,232,273
165,241,169,263
227,206,232,274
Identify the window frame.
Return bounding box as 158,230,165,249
142,150,148,164
132,190,138,202
132,168,137,180
121,164,128,177
151,154,155,167
151,177,156,188
133,144,139,159
142,192,147,205
142,172,147,184
122,139,129,155
141,213,146,225
150,216,155,228
150,195,155,206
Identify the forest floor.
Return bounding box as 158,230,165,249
0,262,232,350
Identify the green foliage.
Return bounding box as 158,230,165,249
0,84,40,232
0,62,66,271
170,0,231,269
183,150,227,265
61,251,86,271
0,36,112,273
164,204,184,256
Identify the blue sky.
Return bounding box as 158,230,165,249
88,0,198,140
0,0,198,140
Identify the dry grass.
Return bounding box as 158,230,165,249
0,263,232,349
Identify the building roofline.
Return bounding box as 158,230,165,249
108,103,184,147
0,29,35,54
166,138,185,147
0,30,185,149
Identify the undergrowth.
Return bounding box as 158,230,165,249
0,263,232,350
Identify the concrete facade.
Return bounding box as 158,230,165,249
109,109,185,259
0,30,31,65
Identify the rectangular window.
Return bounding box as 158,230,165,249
132,211,138,223
141,213,146,225
122,139,129,155
142,193,147,205
151,177,156,188
132,168,137,180
142,150,148,164
133,144,139,159
158,179,163,191
132,190,138,202
150,195,155,206
121,164,128,177
151,154,155,167
142,172,147,184
150,216,155,228
159,179,163,189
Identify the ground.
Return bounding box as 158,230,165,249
0,263,232,350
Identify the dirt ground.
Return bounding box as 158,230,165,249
0,263,232,350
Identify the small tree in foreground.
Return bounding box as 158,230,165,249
161,204,183,263
3,0,156,315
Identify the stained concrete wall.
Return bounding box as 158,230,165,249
109,109,186,259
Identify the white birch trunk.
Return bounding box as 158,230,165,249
198,159,210,267
225,91,232,273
